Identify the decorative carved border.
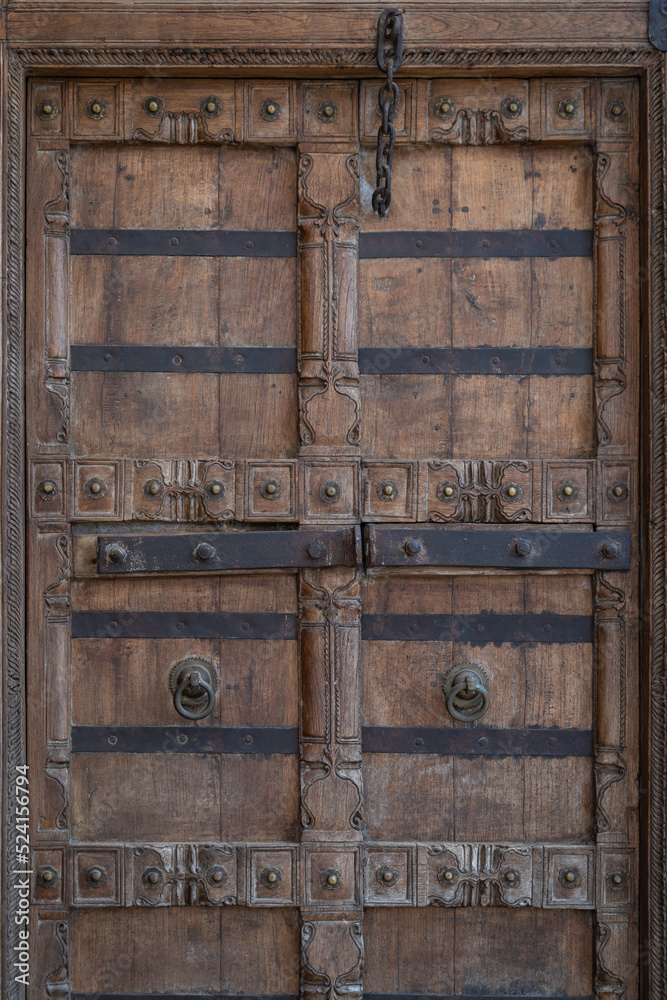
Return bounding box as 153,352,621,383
3,42,666,1000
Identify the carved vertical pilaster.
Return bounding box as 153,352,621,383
39,529,71,838
594,573,627,838
593,144,639,455
42,151,70,446
39,913,70,1000
301,920,363,1000
297,148,360,453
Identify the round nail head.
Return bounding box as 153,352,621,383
149,482,160,495
327,874,338,886
265,483,276,494
210,484,221,495
90,869,102,883
267,872,277,883
148,871,159,884
565,871,575,883
42,871,53,882
507,486,517,497
148,100,159,112
515,538,532,557
613,874,622,884
405,539,422,556
602,540,620,559
444,486,454,497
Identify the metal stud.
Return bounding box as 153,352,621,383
37,99,60,120
437,481,459,502
376,864,399,887
318,101,338,122
606,869,628,889
37,865,60,888
105,543,127,565
85,865,107,887
195,542,216,562
261,478,283,501
38,479,58,500
606,101,627,122
307,540,327,560
601,540,621,559
557,98,578,119
145,97,165,116
144,479,164,498
143,867,163,886
206,481,225,499
557,481,579,502
404,538,422,556
320,867,342,889
607,482,628,502
207,865,228,886
504,483,522,501
434,97,456,119
377,479,399,502
515,537,533,557
261,867,283,889
501,97,523,119
86,98,107,120
201,96,222,117
85,477,107,499
558,866,581,887
260,99,282,122
319,481,341,504
502,868,520,885
437,866,457,885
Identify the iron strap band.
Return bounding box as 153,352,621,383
365,526,631,570
70,229,297,257
358,347,592,375
72,726,299,754
97,528,362,573
362,727,592,756
361,613,592,644
359,229,592,258
71,345,297,374
71,611,297,639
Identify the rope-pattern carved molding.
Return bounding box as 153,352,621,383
31,841,634,911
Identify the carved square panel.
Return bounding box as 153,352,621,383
198,461,237,521
360,80,416,142
598,460,634,524
128,844,238,907
426,844,534,907
301,460,360,523
249,847,298,905
544,461,594,521
426,79,530,144
30,81,66,137
363,461,417,521
73,461,122,519
32,848,66,905
303,847,359,909
544,846,595,907
364,846,414,906
72,847,122,906
542,81,592,139
71,80,123,139
246,461,297,520
425,460,537,523
599,80,636,139
125,459,177,521
131,79,236,142
301,83,358,140
598,848,634,910
31,460,67,518
246,82,296,142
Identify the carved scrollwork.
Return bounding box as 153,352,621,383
132,111,235,144
427,460,533,522
131,844,237,906
44,917,70,1000
430,108,528,145
301,921,363,1000
130,459,234,522
427,843,533,907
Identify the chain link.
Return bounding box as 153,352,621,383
372,8,404,218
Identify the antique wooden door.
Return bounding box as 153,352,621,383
26,47,640,1000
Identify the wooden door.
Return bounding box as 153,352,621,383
26,72,639,1000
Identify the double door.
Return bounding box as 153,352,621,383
28,74,639,998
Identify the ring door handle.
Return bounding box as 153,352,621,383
443,664,490,722
170,659,216,720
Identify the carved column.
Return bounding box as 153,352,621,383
298,147,360,454
42,150,71,448
297,141,363,999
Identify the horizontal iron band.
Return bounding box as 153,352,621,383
73,996,298,1000
70,229,297,257
72,611,297,640
366,996,592,1000
98,527,362,574
359,229,592,259
365,526,631,570
362,727,592,756
72,726,298,754
358,347,592,375
361,613,592,644
71,345,297,374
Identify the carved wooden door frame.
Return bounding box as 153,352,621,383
3,26,667,1000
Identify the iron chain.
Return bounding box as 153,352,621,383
372,7,404,218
